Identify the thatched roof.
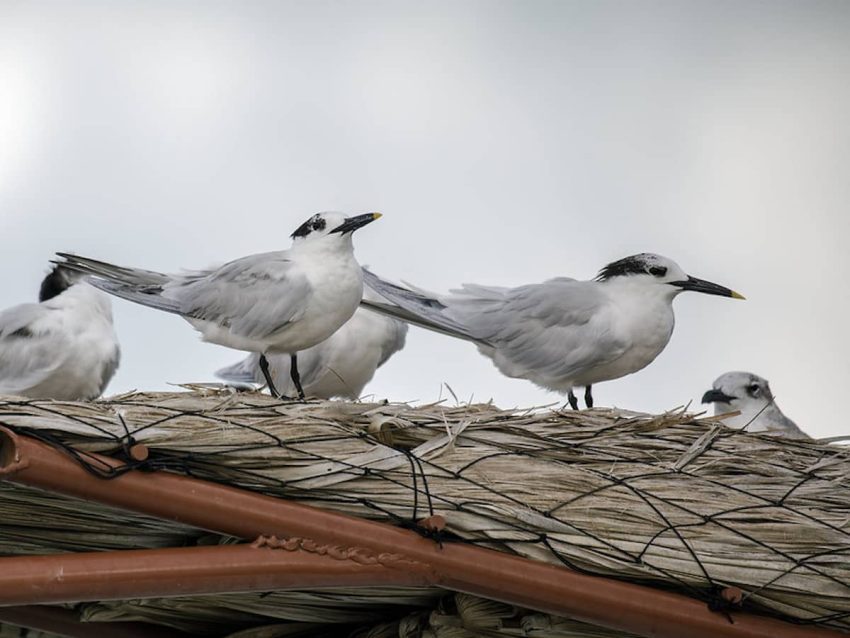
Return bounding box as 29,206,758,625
0,389,848,636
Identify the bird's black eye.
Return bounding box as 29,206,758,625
648,266,667,277
311,218,326,232
746,383,761,397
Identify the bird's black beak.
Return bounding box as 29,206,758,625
330,212,382,235
670,276,745,299
701,389,737,404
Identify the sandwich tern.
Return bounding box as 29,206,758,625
0,264,120,400
362,253,744,409
701,371,808,438
55,212,381,399
216,288,408,399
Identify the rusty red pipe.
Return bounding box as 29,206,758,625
0,542,430,605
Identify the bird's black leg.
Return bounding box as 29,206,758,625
584,385,594,409
290,354,305,400
258,354,282,398
567,389,579,410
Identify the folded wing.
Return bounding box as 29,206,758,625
0,304,72,395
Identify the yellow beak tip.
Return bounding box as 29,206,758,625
731,291,746,300
371,212,383,220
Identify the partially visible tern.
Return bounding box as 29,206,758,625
702,371,808,438
362,253,744,409
0,264,120,400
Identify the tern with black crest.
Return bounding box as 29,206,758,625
362,253,744,408
55,211,381,399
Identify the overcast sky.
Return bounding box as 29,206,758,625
2,1,848,437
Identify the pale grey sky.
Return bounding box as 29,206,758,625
2,1,849,436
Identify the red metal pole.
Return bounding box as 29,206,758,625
0,426,841,638
0,543,429,605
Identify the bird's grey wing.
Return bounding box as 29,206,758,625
451,279,630,381
169,252,313,339
216,353,263,385
0,304,68,394
361,269,488,345
766,410,810,439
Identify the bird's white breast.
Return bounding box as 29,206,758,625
573,285,675,386
267,247,363,353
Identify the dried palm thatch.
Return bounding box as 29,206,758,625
0,389,849,635
183,592,643,638
350,592,644,638
83,588,444,636
0,625,58,638
0,481,199,555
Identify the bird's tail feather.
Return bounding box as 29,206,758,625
54,253,182,314
362,269,490,346
54,253,170,287
87,279,183,315
216,356,261,385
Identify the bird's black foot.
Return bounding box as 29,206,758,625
290,354,306,401
258,354,283,398
567,390,579,410
584,385,594,409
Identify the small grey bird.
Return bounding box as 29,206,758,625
362,253,744,409
55,212,381,399
701,371,809,438
0,264,120,400
216,288,408,399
